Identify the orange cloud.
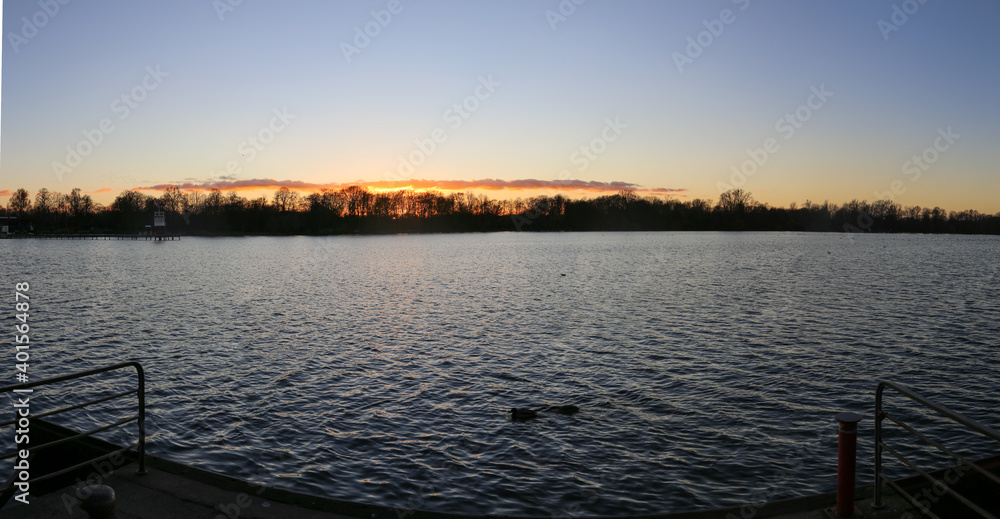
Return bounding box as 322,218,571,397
133,178,686,197
0,190,12,197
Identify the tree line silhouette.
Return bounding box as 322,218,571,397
3,185,999,235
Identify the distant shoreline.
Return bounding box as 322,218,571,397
5,229,1000,240
4,187,999,236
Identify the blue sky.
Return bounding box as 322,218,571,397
2,1,999,212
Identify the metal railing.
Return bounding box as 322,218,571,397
874,380,1000,519
0,362,146,503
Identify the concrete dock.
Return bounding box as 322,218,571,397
1,456,925,519
2,414,991,519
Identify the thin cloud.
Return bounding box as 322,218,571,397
132,178,687,197
0,190,12,197
647,187,689,196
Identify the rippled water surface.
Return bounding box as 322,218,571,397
2,232,998,516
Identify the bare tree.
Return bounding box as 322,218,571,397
67,188,94,219
273,187,301,213
160,186,185,213
34,188,53,216
9,188,31,216
716,189,755,213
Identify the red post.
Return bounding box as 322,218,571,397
836,412,863,517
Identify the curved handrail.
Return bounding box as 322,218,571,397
0,362,147,506
874,380,1000,518
876,381,1000,442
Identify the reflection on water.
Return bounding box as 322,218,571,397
1,232,998,515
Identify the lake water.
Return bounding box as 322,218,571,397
2,232,998,516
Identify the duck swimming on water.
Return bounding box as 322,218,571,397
509,408,538,421
509,405,580,421
551,405,579,415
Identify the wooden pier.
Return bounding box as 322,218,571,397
0,233,180,241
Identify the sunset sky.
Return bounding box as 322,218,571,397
2,1,999,212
